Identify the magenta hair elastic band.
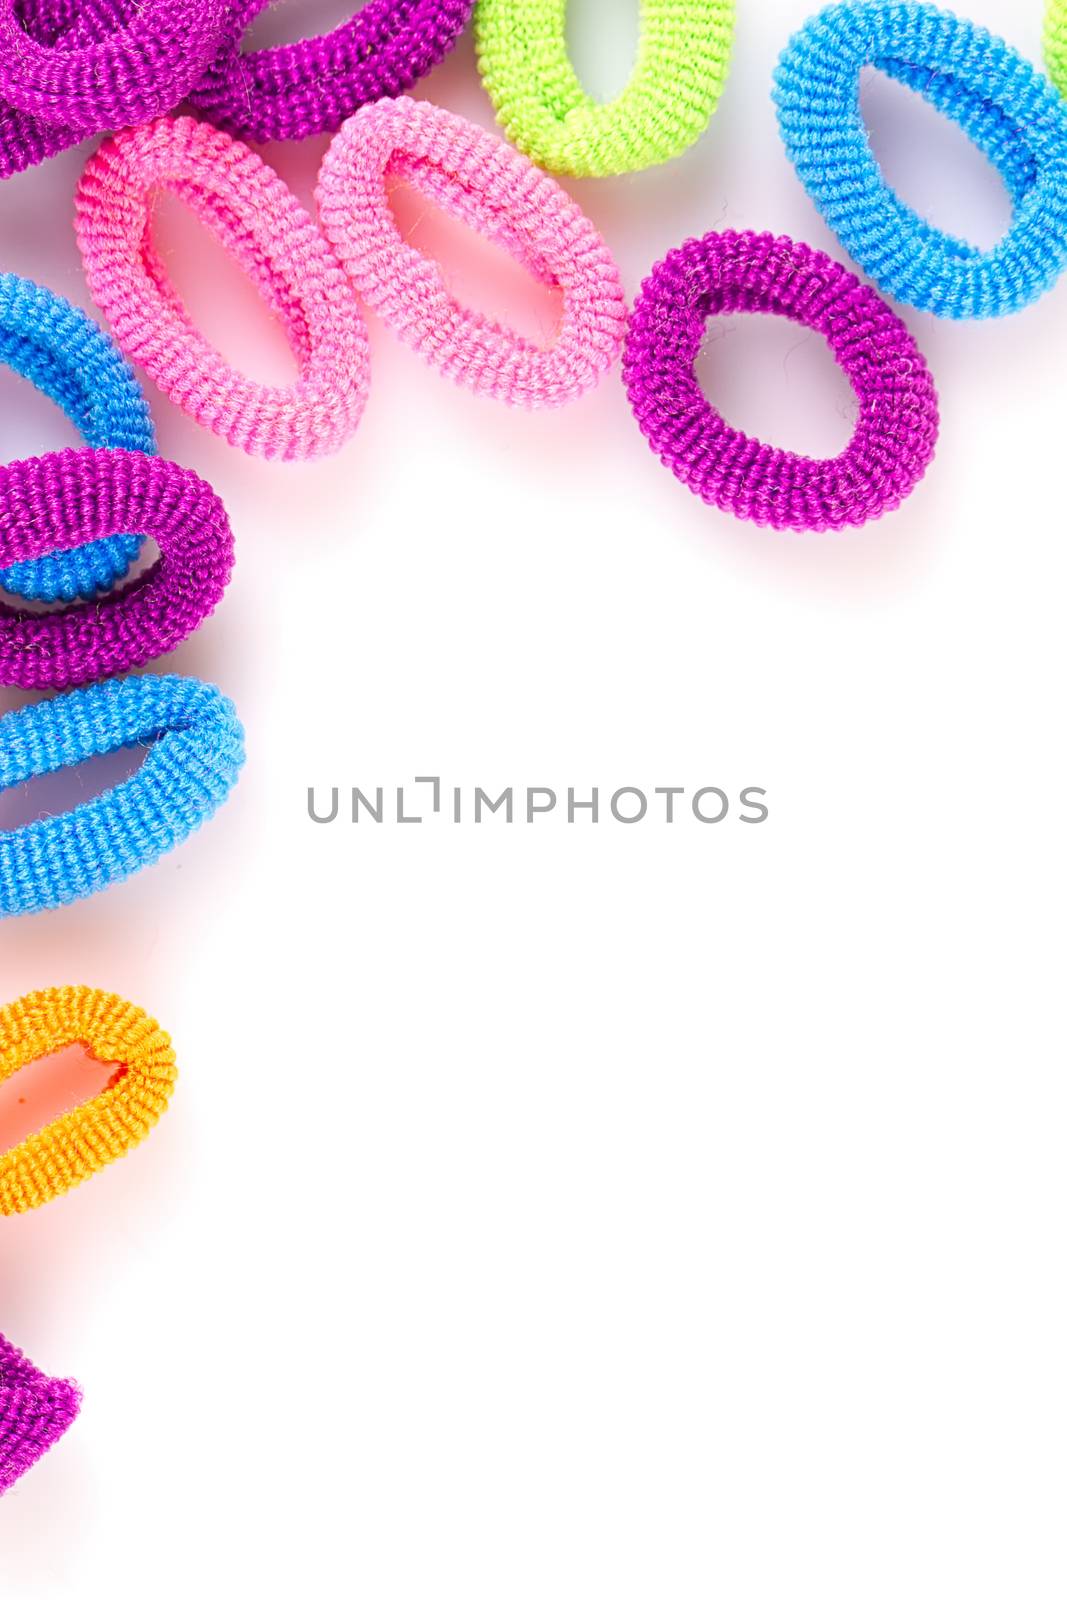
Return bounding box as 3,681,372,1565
0,449,234,691
190,0,475,144
623,230,940,531
0,0,234,134
317,97,628,408
75,115,371,460
0,1330,80,1496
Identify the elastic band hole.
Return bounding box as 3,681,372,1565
0,1044,118,1150
0,740,151,831
0,363,84,463
860,68,1014,252
243,0,369,51
695,314,857,460
387,179,564,349
565,0,640,102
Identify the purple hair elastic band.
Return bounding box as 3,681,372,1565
0,1331,80,1496
0,450,234,691
624,230,940,531
0,0,231,134
189,0,475,144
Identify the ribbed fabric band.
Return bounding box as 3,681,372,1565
474,0,735,177
76,116,371,459
317,98,627,407
1048,0,1067,97
190,0,474,144
0,0,232,134
0,450,234,690
0,673,245,917
623,231,940,531
0,986,176,1213
0,272,155,602
0,93,78,180
0,1332,80,1496
775,2,1067,319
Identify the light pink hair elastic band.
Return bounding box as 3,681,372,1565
316,97,628,408
75,116,370,461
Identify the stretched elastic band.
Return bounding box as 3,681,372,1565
1048,1,1067,98
76,116,370,459
190,0,474,144
0,450,234,691
317,98,627,407
0,1332,80,1495
0,0,232,134
0,272,155,602
623,230,940,531
0,986,176,1213
475,0,735,177
775,2,1067,319
0,673,245,917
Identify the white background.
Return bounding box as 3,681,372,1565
0,0,1065,1593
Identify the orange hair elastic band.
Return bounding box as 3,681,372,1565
0,988,177,1215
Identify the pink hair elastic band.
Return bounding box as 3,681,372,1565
75,115,370,461
316,97,628,408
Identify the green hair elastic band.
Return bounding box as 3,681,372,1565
474,0,735,177
1048,0,1067,96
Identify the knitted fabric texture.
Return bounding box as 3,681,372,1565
317,98,628,407
0,0,232,134
0,673,245,917
1048,0,1067,98
0,272,155,602
0,1331,80,1495
775,2,1067,319
623,230,940,531
76,116,371,459
0,986,176,1213
0,89,77,180
474,0,735,177
190,0,474,144
0,450,234,691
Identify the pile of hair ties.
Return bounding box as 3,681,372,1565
2,0,1066,1496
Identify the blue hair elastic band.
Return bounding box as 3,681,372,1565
0,272,156,601
774,2,1067,319
0,674,244,918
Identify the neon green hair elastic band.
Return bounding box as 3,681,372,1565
1047,0,1067,96
473,0,735,178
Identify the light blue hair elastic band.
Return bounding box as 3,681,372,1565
0,273,156,601
0,674,244,918
774,2,1067,318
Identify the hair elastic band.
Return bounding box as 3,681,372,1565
189,0,474,145
0,1332,80,1495
0,0,232,135
0,272,155,603
474,0,735,177
0,450,234,691
317,97,628,407
0,92,78,180
623,230,940,531
775,2,1067,319
0,673,245,918
76,116,370,460
1048,1,1067,98
0,986,176,1213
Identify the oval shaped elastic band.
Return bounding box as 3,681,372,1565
76,116,370,460
0,986,176,1213
0,673,245,917
317,98,628,408
0,0,232,135
0,1331,80,1495
623,230,940,532
474,0,735,177
0,450,234,691
189,0,474,144
1048,0,1067,99
0,272,155,602
775,1,1067,319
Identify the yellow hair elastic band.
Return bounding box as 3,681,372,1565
0,987,177,1215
